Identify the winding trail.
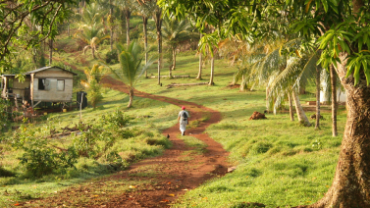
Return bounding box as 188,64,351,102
25,72,229,207
95,76,230,207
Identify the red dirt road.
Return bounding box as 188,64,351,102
23,76,229,207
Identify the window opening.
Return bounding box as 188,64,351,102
57,80,65,91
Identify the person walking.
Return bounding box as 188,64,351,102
178,106,190,136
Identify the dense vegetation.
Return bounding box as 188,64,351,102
1,0,370,207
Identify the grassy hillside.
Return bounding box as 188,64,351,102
1,37,345,207
131,54,345,207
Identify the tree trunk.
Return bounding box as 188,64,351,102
68,20,70,37
240,75,247,91
292,90,311,126
143,16,148,78
330,64,338,136
312,86,370,207
266,86,270,110
309,1,370,206
92,47,96,59
315,66,321,130
109,0,113,51
172,48,177,71
288,93,294,121
125,9,131,46
127,88,134,108
196,33,203,80
154,10,162,85
208,56,214,86
49,39,53,65
309,48,370,207
169,50,174,79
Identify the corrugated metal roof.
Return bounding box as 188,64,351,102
1,66,77,77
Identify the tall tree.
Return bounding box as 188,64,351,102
162,16,197,77
137,0,163,85
330,64,337,136
196,33,203,80
119,0,132,46
75,2,109,59
134,1,152,78
160,1,370,206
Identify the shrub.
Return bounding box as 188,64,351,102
0,166,15,177
105,50,118,64
102,109,130,127
87,79,103,109
19,147,78,178
0,99,14,132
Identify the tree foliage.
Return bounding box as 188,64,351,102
0,0,85,72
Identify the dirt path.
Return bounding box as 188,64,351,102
24,72,229,207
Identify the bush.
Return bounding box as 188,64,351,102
19,147,78,178
250,141,273,155
87,79,103,109
0,166,15,177
0,99,14,132
105,50,118,64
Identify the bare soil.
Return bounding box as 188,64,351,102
23,75,229,207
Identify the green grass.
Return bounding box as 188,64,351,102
1,28,348,207
0,87,179,206
129,54,345,207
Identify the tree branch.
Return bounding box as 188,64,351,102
40,4,63,42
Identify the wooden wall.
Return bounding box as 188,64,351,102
32,68,74,102
13,77,30,98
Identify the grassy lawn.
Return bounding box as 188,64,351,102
131,54,345,207
1,41,345,207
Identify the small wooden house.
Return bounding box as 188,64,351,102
1,66,76,107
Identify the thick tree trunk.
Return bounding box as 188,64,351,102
292,90,311,126
143,16,148,78
330,64,338,136
196,33,203,80
125,9,131,46
240,75,247,91
312,87,370,207
127,88,134,108
109,0,113,51
308,1,370,206
288,93,294,121
154,10,162,85
208,56,214,86
49,39,53,65
312,53,370,207
315,66,321,129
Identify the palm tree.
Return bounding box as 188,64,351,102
118,0,133,46
75,25,110,59
133,0,151,78
162,16,197,78
199,30,219,86
75,3,110,59
237,38,317,126
96,0,117,51
81,64,107,108
136,0,162,85
266,56,312,126
111,41,152,107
